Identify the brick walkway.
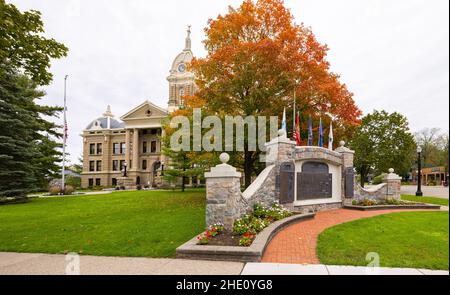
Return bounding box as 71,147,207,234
262,209,434,264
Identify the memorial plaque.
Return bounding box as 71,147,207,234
297,162,332,200
345,167,355,198
279,162,295,204
297,173,333,200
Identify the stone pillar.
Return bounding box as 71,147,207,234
383,168,402,200
335,141,354,169
336,141,355,202
125,129,131,166
132,128,139,171
205,153,242,231
264,129,296,166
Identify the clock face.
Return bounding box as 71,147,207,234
178,63,186,73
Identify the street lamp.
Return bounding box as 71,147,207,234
416,146,423,197
123,162,128,178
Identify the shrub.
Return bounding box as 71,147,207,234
63,185,74,195
372,174,386,185
66,176,81,189
49,186,61,195
352,199,358,205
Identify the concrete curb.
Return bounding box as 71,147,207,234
344,204,441,211
176,213,315,262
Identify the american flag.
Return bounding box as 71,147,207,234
64,118,68,143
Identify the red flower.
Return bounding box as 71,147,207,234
245,232,250,238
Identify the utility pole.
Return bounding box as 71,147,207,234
61,75,68,193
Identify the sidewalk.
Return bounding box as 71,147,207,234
0,252,447,275
0,252,244,275
242,263,449,275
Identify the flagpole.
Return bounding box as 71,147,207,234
293,90,296,138
62,75,68,193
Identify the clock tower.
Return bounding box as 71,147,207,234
167,26,196,113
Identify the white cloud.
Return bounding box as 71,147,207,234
9,0,450,163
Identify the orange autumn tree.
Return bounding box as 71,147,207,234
184,0,361,188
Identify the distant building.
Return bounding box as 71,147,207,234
80,28,196,188
412,166,448,186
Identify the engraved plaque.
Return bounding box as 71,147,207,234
302,162,329,174
279,162,295,204
297,173,333,200
345,167,355,198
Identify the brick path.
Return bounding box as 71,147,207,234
262,209,434,264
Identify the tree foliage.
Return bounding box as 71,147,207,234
0,0,68,85
0,2,67,199
350,110,416,187
415,128,449,170
181,0,361,188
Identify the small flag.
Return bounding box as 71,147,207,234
293,112,301,145
328,121,333,150
308,114,313,146
64,119,68,143
318,117,323,147
281,108,287,133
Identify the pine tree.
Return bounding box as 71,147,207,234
0,67,37,201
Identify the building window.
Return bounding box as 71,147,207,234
143,141,147,154
95,178,101,186
113,143,120,155
88,178,94,187
120,160,125,171
89,161,95,172
89,144,95,155
96,143,102,154
96,161,102,172
151,140,157,153
120,142,126,154
142,160,147,170
112,178,117,186
112,160,119,171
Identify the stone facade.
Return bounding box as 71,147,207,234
351,169,402,202
205,153,246,231
204,132,358,228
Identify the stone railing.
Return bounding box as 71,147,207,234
352,168,402,202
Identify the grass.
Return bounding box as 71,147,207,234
401,195,449,206
0,189,205,258
317,211,449,270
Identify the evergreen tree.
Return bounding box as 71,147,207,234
0,67,37,200
1,1,67,200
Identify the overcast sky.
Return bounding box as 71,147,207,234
10,0,450,164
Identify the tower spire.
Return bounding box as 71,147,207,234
184,25,191,51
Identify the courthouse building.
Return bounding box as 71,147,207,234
80,28,195,188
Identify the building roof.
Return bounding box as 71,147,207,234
85,106,125,131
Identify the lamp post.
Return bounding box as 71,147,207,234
123,161,128,178
416,146,423,196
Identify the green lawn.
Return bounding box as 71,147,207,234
317,212,449,270
0,189,205,257
402,195,449,206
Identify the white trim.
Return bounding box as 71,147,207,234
120,100,168,120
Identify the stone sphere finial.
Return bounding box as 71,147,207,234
339,140,346,147
389,168,394,173
219,153,230,164
278,129,287,137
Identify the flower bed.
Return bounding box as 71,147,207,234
352,198,414,206
196,203,292,247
